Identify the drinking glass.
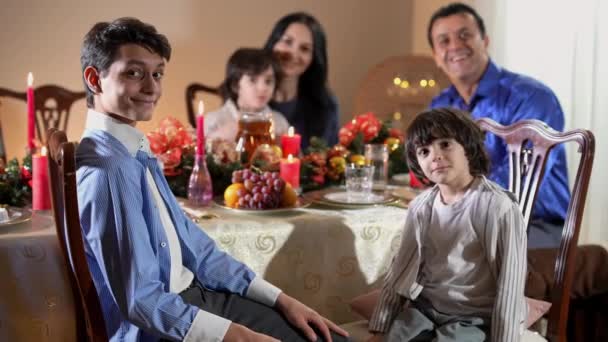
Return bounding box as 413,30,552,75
345,163,374,200
364,143,389,190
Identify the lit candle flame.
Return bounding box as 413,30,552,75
41,146,47,156
287,154,294,162
27,72,34,87
288,126,294,136
198,100,205,116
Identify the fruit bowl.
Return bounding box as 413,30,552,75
223,168,299,210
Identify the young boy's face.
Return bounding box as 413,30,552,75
415,138,472,187
236,66,275,112
94,44,165,123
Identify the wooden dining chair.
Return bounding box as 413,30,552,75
477,118,595,342
47,128,108,342
185,82,222,127
0,85,85,144
352,55,450,132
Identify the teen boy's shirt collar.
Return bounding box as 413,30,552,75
84,109,152,157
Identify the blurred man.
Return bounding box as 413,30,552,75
428,2,569,248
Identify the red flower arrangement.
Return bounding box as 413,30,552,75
338,112,403,154
300,112,408,191
147,117,193,176
146,117,243,197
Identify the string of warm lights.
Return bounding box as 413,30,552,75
392,77,436,88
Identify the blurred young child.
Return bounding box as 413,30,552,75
368,108,527,342
205,48,289,142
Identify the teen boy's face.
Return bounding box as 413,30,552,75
95,44,165,123
416,138,472,187
236,66,275,112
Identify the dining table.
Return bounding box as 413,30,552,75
0,189,409,341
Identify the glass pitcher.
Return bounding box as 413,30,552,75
235,111,273,162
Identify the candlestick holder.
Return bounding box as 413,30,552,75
187,154,213,206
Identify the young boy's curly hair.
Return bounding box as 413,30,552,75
405,107,490,184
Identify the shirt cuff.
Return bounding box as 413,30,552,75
245,276,282,307
183,309,231,342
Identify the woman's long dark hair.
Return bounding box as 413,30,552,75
263,12,336,137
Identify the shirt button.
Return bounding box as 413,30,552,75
161,242,167,248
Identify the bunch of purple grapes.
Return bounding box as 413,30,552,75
231,169,285,209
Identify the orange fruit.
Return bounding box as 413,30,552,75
224,183,245,208
281,183,298,207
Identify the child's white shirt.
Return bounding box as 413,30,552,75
204,99,289,142
421,178,496,316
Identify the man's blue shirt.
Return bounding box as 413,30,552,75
431,60,570,223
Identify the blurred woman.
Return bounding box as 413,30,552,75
264,12,339,149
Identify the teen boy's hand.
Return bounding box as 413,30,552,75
276,293,349,342
224,322,279,342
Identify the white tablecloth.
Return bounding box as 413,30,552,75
0,210,78,341
0,202,407,341
183,202,407,324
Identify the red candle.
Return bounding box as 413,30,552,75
281,126,301,157
27,72,36,151
196,100,205,156
280,154,301,189
33,147,51,210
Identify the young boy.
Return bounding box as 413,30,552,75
77,17,348,342
368,108,527,342
205,48,289,142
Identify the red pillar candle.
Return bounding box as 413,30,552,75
196,100,205,156
27,72,36,151
281,126,301,157
32,147,51,210
280,154,301,189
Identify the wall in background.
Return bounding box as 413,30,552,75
0,0,453,160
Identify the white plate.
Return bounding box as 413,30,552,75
213,197,311,215
322,191,395,205
0,207,33,227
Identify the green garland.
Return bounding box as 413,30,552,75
0,155,33,207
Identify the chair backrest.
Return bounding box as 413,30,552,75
352,55,450,132
47,128,108,342
0,85,85,144
477,118,595,342
185,82,221,127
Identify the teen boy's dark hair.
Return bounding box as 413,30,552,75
406,107,490,184
81,17,172,107
219,48,282,104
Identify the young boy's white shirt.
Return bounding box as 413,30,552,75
369,176,527,342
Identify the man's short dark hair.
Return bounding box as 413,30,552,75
219,48,282,104
427,2,486,48
80,17,171,107
405,107,490,184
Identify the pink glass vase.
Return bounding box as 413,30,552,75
188,154,213,206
